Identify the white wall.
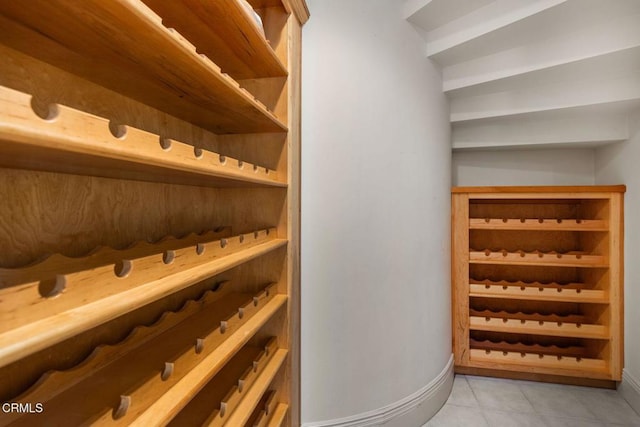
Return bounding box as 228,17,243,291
453,148,596,186
595,109,640,409
302,0,452,424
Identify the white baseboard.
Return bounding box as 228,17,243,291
303,355,454,427
620,369,640,416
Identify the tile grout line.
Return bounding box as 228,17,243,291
462,375,499,427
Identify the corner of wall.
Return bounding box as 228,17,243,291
621,370,640,416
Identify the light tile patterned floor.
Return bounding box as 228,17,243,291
424,375,640,427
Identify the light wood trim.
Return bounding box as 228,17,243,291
129,296,287,426
0,230,287,368
141,0,287,80
469,218,608,231
213,349,287,427
469,349,608,375
452,193,470,366
469,250,606,267
468,193,619,201
284,0,310,25
0,0,287,134
285,12,303,425
469,316,607,339
469,284,607,303
609,192,624,380
0,86,285,188
453,186,626,194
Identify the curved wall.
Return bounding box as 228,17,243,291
301,0,452,424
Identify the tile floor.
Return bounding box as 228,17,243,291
424,375,640,427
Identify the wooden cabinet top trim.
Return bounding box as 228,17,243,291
452,185,626,194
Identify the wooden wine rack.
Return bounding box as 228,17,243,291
452,186,625,385
0,0,308,425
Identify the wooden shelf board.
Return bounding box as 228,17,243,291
267,403,290,427
9,284,237,407
6,294,253,425
470,339,587,358
469,349,609,378
168,338,278,427
142,0,287,80
115,292,283,426
0,0,287,134
5,285,281,425
469,218,608,231
0,86,286,188
469,309,587,324
0,227,232,288
469,316,608,339
129,310,287,426
469,284,608,303
453,186,626,194
0,231,287,368
215,349,287,427
469,251,607,268
248,390,279,427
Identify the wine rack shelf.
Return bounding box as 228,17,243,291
0,0,287,134
469,218,608,231
469,279,608,303
452,186,625,383
0,86,286,188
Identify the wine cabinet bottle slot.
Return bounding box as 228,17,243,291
469,283,606,303
469,309,588,324
140,0,288,81
204,349,287,427
469,249,606,267
4,284,284,426
0,228,285,368
470,338,587,358
469,349,608,375
1,226,232,287
470,218,608,231
168,338,281,427
0,86,285,188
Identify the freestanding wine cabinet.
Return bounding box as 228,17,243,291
452,186,625,386
0,0,308,425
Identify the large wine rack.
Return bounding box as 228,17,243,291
0,0,308,425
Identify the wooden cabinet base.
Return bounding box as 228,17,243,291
454,366,616,390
